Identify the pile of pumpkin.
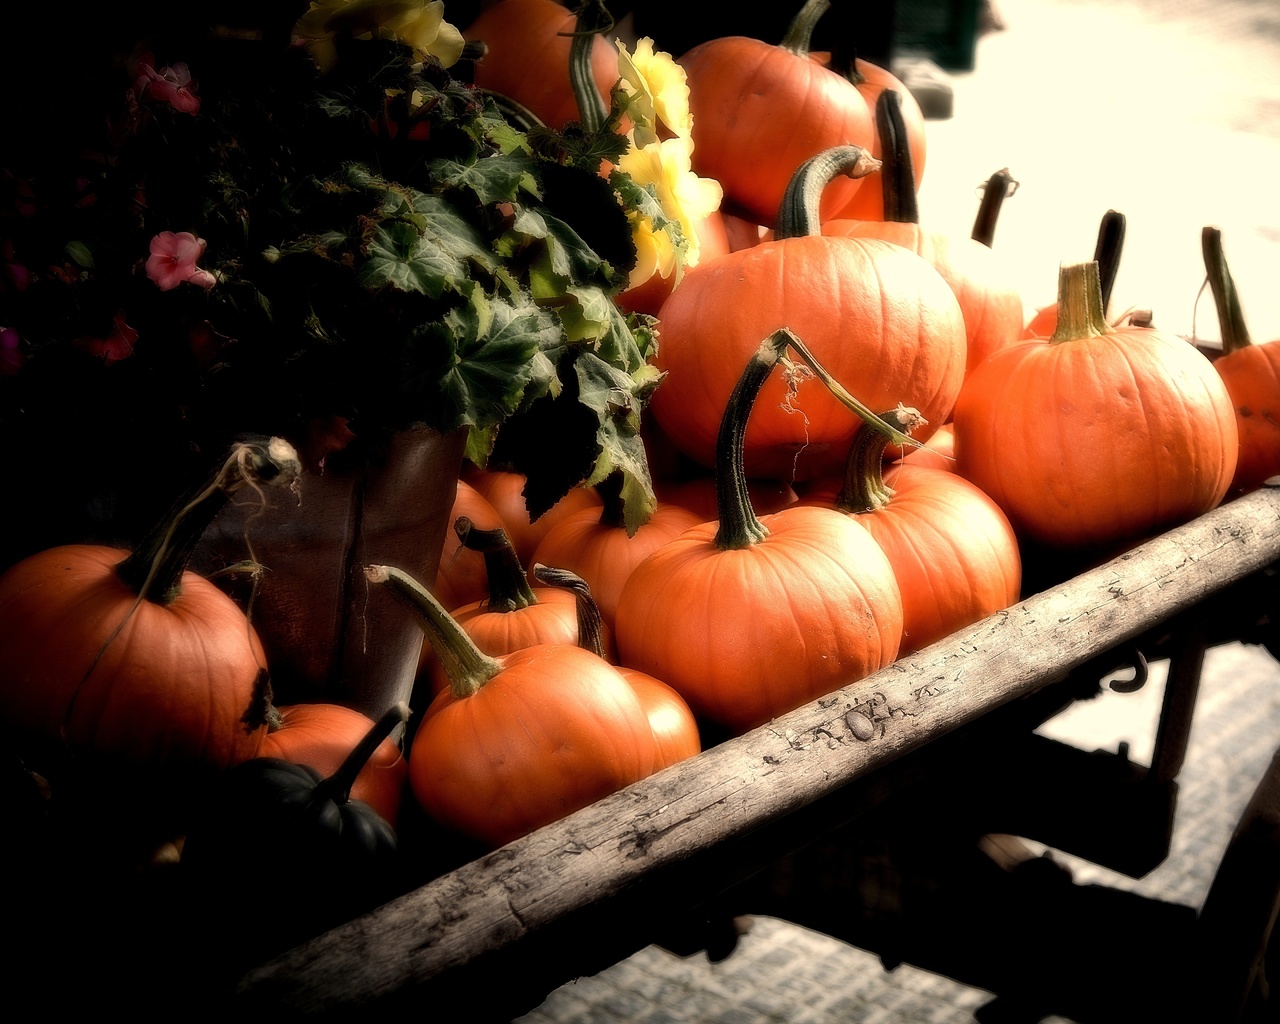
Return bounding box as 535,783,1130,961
2,0,1278,999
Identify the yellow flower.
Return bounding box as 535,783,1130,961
295,0,464,73
618,134,723,288
615,37,692,149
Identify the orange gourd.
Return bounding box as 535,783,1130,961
529,472,703,633
953,261,1238,548
0,439,291,783
650,144,966,480
679,0,874,227
617,329,904,735
801,406,1020,653
427,517,597,695
462,466,603,568
371,563,656,848
258,702,409,828
1202,225,1280,493
819,91,1023,378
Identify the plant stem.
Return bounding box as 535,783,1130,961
1049,261,1112,344
312,702,409,806
455,517,537,612
1094,210,1127,312
775,145,881,240
568,0,612,132
781,0,832,55
594,471,627,530
364,565,501,699
1201,225,1253,354
115,435,302,606
835,406,926,513
533,564,606,658
713,329,917,551
971,168,1019,247
877,89,918,224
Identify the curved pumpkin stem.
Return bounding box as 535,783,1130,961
311,701,409,807
971,168,1019,247
567,0,612,132
365,564,502,699
1049,261,1113,344
780,0,831,56
454,516,537,613
532,563,607,658
775,145,881,240
116,435,303,606
1201,225,1252,354
1094,209,1126,313
714,329,917,551
835,405,927,514
876,88,919,224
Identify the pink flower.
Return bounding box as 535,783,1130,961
146,231,216,291
133,62,200,115
75,311,137,364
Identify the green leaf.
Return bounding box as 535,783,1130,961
359,222,464,299
435,290,561,429
428,152,539,207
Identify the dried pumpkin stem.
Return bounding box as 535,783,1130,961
835,405,927,513
1049,261,1112,343
775,145,881,240
876,88,918,224
455,516,537,612
971,168,1019,247
567,0,611,132
116,435,302,606
311,702,409,806
532,563,607,658
364,564,501,699
781,0,831,56
1095,210,1126,312
1201,225,1252,354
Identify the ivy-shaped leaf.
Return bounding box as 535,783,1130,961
358,221,464,298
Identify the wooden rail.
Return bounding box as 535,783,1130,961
235,484,1280,1015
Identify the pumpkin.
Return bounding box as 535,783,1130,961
894,420,956,472
679,0,874,227
462,466,603,568
180,702,408,971
369,564,656,847
428,516,598,694
0,438,295,781
953,261,1238,548
462,0,619,131
529,471,703,633
800,406,1021,653
657,473,799,522
817,91,1024,378
616,329,905,735
650,144,966,480
812,37,927,224
1202,225,1280,493
258,701,409,827
538,562,702,770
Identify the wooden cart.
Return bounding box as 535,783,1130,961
223,482,1280,1022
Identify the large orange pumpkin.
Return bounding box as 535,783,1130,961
617,330,904,735
801,406,1021,653
0,439,292,778
817,93,1023,378
650,145,966,481
370,564,656,848
678,0,874,227
953,261,1238,548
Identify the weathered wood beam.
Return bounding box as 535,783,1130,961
235,484,1280,1014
